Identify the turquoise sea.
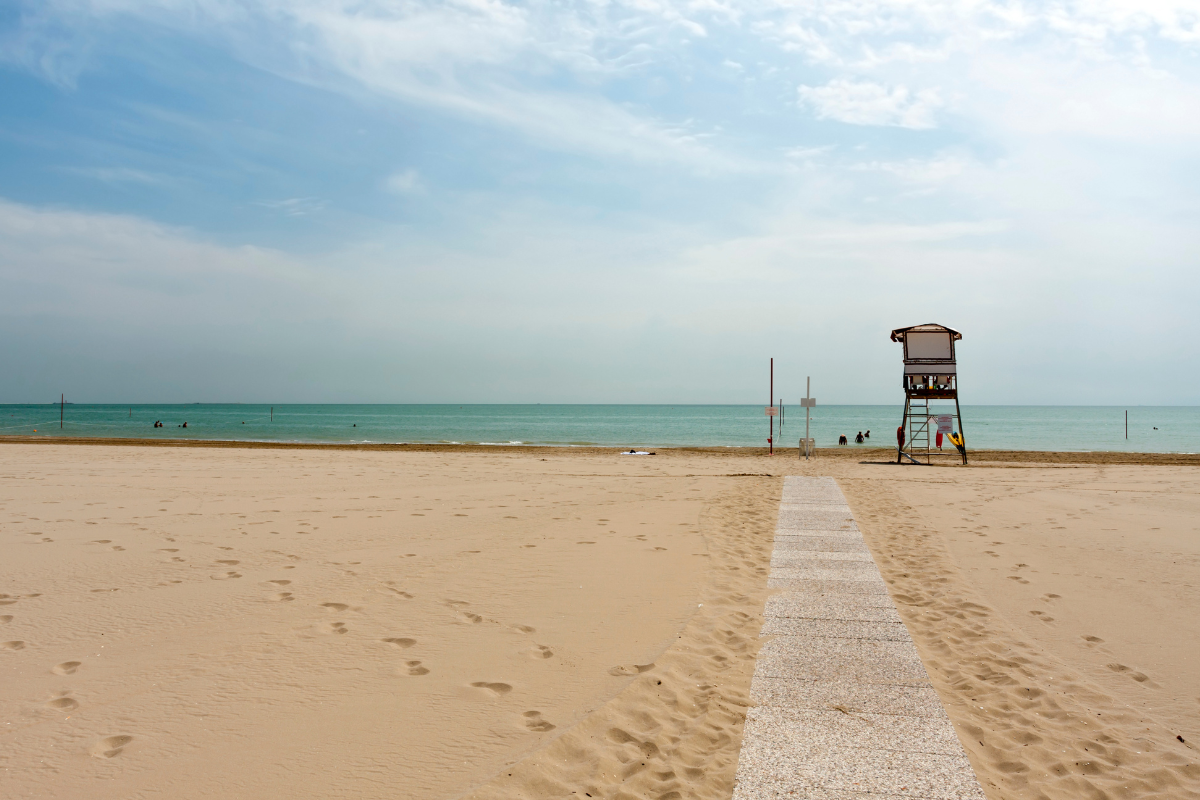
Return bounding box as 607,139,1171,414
0,404,1196,453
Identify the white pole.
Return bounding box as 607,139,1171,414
805,376,811,461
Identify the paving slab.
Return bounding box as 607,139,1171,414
771,550,875,564
734,747,985,800
768,562,884,583
734,476,983,800
753,636,931,686
772,536,871,553
767,577,892,594
777,509,859,531
750,677,949,719
775,531,865,544
764,591,904,623
761,618,912,641
743,706,967,756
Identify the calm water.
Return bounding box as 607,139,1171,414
0,404,1195,453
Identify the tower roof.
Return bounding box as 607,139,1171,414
890,323,962,343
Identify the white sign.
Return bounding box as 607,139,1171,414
801,398,816,408
764,406,778,416
937,415,953,434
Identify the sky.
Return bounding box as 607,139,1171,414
1,0,1199,404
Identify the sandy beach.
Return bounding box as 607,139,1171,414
2,441,1198,799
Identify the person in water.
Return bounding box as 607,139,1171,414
865,430,870,439
838,435,848,445
855,431,864,443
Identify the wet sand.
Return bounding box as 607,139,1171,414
1,440,1198,799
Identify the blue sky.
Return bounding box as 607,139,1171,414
2,0,1199,404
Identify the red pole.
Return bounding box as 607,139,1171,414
769,358,774,455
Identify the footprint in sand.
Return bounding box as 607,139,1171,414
1082,635,1104,644
1106,663,1153,683
269,580,291,586
0,595,17,606
216,560,240,566
406,660,430,676
0,616,12,624
3,641,25,650
90,735,132,758
210,571,242,580
608,663,655,677
273,592,294,602
1006,575,1030,585
471,681,513,696
47,694,78,711
511,624,536,634
321,603,350,612
528,645,554,659
53,661,82,675
522,711,556,732
1028,610,1054,622
576,541,596,545
383,637,417,649
383,586,413,599
326,622,348,635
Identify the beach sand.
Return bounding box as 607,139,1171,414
832,460,1200,799
1,441,1198,799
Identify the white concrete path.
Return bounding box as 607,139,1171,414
733,476,985,800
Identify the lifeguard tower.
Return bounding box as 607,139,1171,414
891,323,967,465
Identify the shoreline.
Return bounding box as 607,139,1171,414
4,434,1200,465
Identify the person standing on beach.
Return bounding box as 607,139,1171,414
896,425,905,463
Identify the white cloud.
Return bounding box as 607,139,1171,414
852,155,969,183
798,79,943,129
257,197,326,216
0,197,334,330
385,169,423,194
57,166,171,184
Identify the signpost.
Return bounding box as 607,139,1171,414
800,377,816,460
767,358,774,455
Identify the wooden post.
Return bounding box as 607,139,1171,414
769,358,774,455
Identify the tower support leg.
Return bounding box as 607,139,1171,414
954,394,967,465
